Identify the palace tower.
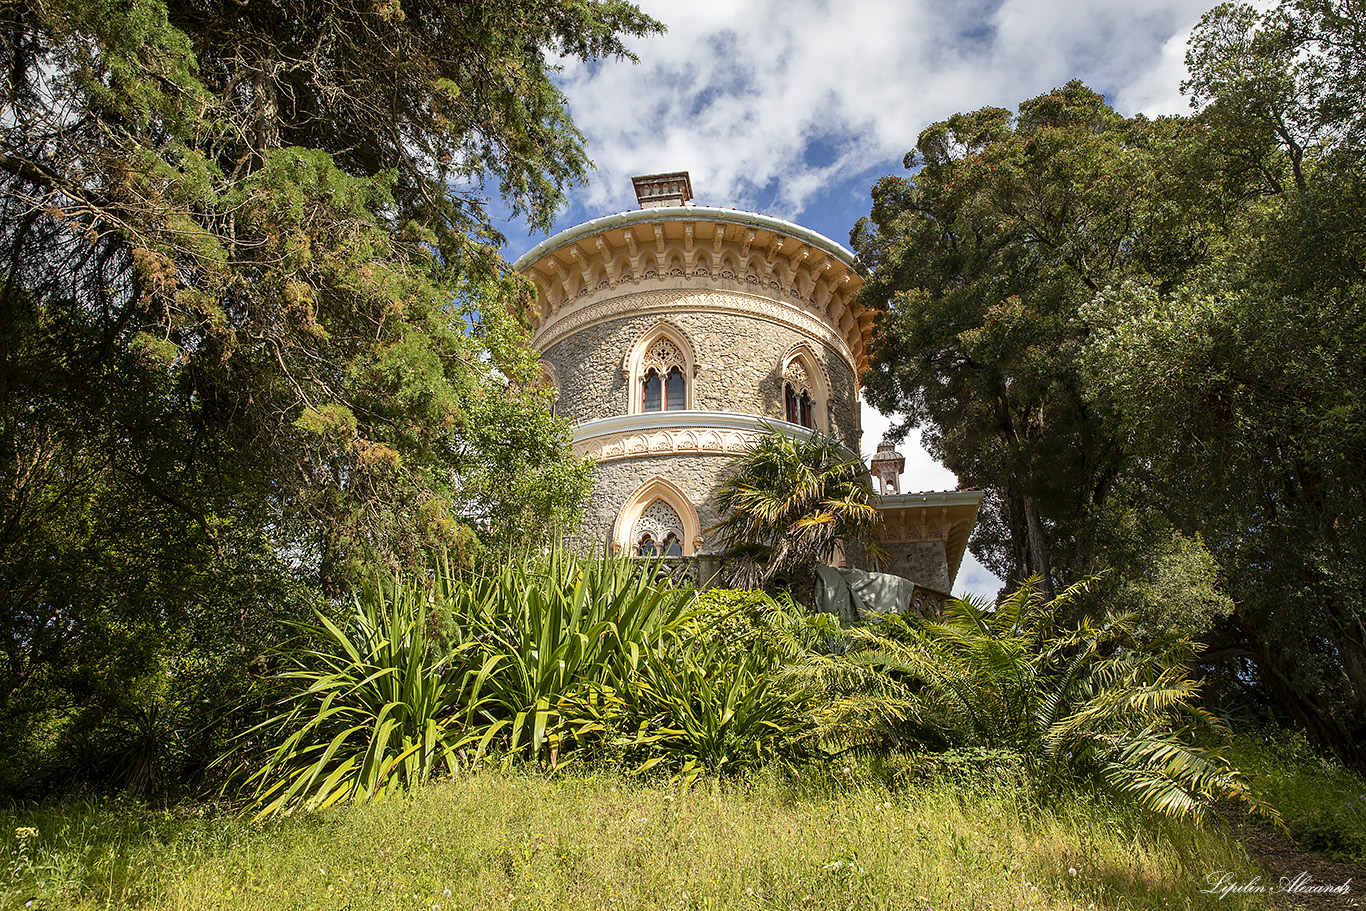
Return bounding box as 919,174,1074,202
516,173,981,603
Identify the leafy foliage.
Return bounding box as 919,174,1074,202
853,82,1216,597
238,573,476,818
239,550,697,813
856,4,1366,769
1077,0,1366,766
569,589,832,782
804,579,1274,823
0,0,652,793
442,548,695,766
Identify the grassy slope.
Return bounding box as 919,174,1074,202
4,766,1267,911
1225,735,1366,863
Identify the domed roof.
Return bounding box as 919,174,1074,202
871,433,905,467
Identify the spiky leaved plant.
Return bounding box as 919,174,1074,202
710,427,880,590
236,571,481,818
444,547,695,767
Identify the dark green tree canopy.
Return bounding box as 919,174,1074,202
1081,0,1366,766
0,0,656,775
853,81,1215,596
855,3,1366,769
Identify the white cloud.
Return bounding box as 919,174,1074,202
558,0,1213,219
1113,24,1198,116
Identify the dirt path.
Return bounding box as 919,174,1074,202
1219,811,1365,910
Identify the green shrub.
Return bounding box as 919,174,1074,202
443,548,695,765
232,549,697,815
1227,733,1366,862
809,577,1277,823
553,588,826,781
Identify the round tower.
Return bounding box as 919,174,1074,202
515,172,873,557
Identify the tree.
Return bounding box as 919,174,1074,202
0,0,653,788
1080,0,1366,767
852,82,1220,599
711,428,880,591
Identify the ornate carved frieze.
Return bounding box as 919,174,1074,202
518,212,869,375
573,425,761,463
536,289,857,372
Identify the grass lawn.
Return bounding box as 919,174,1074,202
3,764,1270,910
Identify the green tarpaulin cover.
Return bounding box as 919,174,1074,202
815,566,918,624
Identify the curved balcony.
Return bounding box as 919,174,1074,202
570,410,859,464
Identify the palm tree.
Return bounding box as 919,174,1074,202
710,427,880,590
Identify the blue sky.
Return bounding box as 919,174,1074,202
498,0,1216,599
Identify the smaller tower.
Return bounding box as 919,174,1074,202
870,434,906,495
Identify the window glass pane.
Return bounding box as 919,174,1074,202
642,371,661,411
666,368,685,410
785,384,797,424
663,533,682,557
800,392,813,428
638,534,656,556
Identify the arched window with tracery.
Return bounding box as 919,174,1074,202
639,337,687,412
783,359,817,429
633,498,685,557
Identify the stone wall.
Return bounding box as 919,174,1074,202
573,452,736,554
882,542,951,593
542,303,861,446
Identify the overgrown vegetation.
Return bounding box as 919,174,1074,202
221,554,1259,834
1226,734,1366,864
854,0,1366,769
806,579,1275,824
2,1,1362,904
1,0,642,799
0,766,1275,911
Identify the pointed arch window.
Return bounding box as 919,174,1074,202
615,477,702,558
637,337,688,413
782,357,820,429
643,370,662,411
638,533,659,556
662,532,683,557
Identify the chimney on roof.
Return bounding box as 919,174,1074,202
632,171,693,208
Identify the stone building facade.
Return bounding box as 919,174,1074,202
516,173,981,598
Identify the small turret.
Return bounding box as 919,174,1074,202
870,434,906,495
